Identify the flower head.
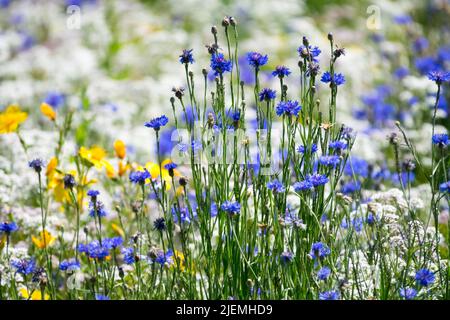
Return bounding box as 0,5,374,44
220,201,241,215
121,247,135,264
0,221,18,234
308,173,329,187
329,140,348,151
95,294,110,300
297,144,318,154
11,258,36,275
432,133,448,148
0,105,28,134
63,173,76,189
267,179,286,193
310,242,331,259
145,115,169,131
293,180,314,192
428,70,450,84
59,259,80,271
40,103,56,121
179,49,194,64
258,88,276,102
272,65,291,78
399,287,417,300
113,140,126,159
153,217,166,231
280,251,294,264
319,290,339,300
439,181,450,193
29,158,45,173
415,268,435,287
276,100,301,117
321,71,345,86
32,230,56,249
89,200,107,218
153,249,174,267
319,155,341,168
210,53,232,76
129,169,151,185
297,45,321,62
317,266,331,280
247,52,268,69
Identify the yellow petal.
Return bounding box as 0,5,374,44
40,103,56,121
113,140,126,159
46,157,58,176
111,223,125,238
0,104,28,134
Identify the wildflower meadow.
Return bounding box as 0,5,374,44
0,0,449,302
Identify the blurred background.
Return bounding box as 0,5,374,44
0,0,449,203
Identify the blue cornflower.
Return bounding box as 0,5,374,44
220,201,241,215
308,173,329,187
319,155,341,168
344,157,369,178
144,115,169,131
179,49,194,64
267,179,286,193
293,180,314,192
59,259,80,271
394,14,412,25
172,206,193,224
276,100,301,117
89,200,107,218
293,179,314,192
210,202,218,218
297,144,318,154
432,133,448,147
104,236,123,249
310,242,331,259
28,158,45,173
121,247,135,264
0,221,18,234
258,88,276,102
164,162,178,176
129,169,151,184
428,70,450,84
319,290,339,300
272,65,291,78
280,251,294,264
297,45,321,62
79,241,110,261
210,53,233,76
11,258,36,275
154,249,174,267
95,294,110,300
399,287,417,300
329,140,347,152
439,181,450,193
366,213,377,226
415,268,435,287
352,217,363,233
317,266,331,280
153,217,166,231
87,189,100,198
321,71,345,86
44,91,65,109
247,52,268,69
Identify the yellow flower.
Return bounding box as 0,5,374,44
118,160,130,177
40,102,56,121
0,105,28,134
32,230,56,249
114,139,126,159
79,146,108,168
19,288,50,300
46,157,58,177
